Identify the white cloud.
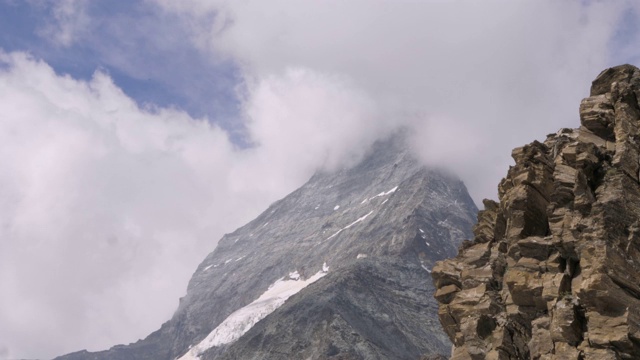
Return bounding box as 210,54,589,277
0,51,232,358
4,1,640,359
0,51,390,359
154,0,639,201
243,68,395,177
36,0,90,47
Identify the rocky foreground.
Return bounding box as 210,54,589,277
433,65,640,359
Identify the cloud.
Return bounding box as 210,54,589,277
0,52,389,359
0,0,242,127
4,1,640,359
36,0,90,47
154,0,639,202
244,68,396,173
0,51,232,358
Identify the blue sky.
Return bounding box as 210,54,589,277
0,1,243,135
0,1,638,144
610,5,640,65
1,1,640,359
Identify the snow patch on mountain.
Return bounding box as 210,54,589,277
326,210,374,240
177,271,327,360
360,186,398,204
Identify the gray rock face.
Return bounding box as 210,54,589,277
55,132,478,360
211,258,450,360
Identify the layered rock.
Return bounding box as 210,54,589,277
432,64,640,360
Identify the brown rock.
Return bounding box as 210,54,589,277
528,317,552,360
433,64,640,359
551,342,581,360
435,284,460,304
579,94,615,141
549,298,582,346
581,347,619,360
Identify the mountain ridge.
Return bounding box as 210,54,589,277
55,132,478,360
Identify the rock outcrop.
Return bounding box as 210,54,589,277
432,64,640,360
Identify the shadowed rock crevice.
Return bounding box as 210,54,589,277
433,64,640,360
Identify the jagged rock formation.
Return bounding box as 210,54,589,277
55,133,478,360
432,64,640,360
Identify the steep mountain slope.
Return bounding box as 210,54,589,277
212,259,448,360
56,132,478,360
433,64,640,359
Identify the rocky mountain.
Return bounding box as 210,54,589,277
432,64,640,360
55,132,478,360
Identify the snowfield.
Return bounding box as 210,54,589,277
177,270,327,360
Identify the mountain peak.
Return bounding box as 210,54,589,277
56,127,478,360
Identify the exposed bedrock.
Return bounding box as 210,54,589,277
433,64,640,360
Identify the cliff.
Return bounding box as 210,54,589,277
432,64,640,360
